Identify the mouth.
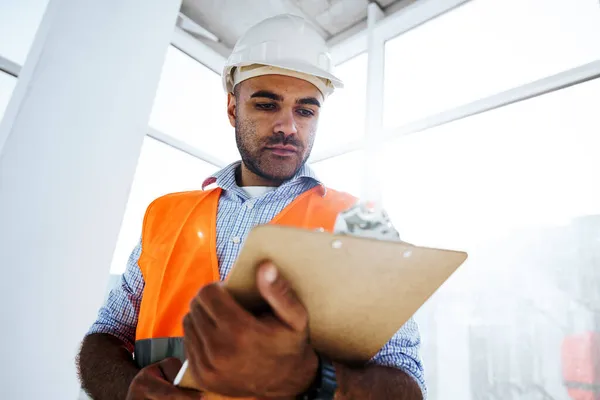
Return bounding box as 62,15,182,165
264,145,299,156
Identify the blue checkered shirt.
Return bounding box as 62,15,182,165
89,161,426,398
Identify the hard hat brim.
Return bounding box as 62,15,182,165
223,58,344,95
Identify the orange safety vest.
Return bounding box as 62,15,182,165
562,331,600,400
133,185,355,398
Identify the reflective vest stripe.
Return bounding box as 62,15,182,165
134,337,184,368
564,381,600,392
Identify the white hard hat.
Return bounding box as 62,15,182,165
222,14,343,97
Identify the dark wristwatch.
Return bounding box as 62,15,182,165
298,354,338,400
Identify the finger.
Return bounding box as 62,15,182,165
158,357,184,383
256,262,308,332
195,283,253,329
179,388,205,399
145,381,203,400
191,297,217,331
187,292,248,383
134,364,197,400
190,286,218,327
183,313,216,383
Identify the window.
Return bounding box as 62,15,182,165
314,53,368,155
378,78,600,399
309,150,364,197
110,136,219,274
149,46,238,164
0,0,50,65
150,47,367,164
383,0,600,128
0,72,17,122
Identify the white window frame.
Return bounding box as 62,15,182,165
311,0,600,162
4,0,599,167
0,54,20,78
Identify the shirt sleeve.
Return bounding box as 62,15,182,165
87,240,144,352
369,317,427,399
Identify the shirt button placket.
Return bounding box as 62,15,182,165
230,201,251,246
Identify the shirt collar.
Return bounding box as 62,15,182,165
202,161,326,196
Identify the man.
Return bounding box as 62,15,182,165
77,14,425,400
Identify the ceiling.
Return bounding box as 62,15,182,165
180,0,411,54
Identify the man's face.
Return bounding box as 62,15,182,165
227,74,323,183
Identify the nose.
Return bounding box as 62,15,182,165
274,108,298,137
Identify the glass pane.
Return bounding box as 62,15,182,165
314,53,368,154
149,46,239,164
110,136,219,274
0,72,17,122
309,150,363,198
383,0,600,128
0,0,50,65
379,78,600,399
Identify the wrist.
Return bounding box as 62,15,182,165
297,353,337,400
299,350,320,393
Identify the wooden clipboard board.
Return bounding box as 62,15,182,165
176,225,468,392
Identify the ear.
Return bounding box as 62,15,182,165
227,92,236,128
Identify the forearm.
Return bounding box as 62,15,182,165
76,333,140,400
333,363,423,400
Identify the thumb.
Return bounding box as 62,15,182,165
256,262,308,332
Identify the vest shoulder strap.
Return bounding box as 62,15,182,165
141,188,221,250
323,187,357,209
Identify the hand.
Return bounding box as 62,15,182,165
126,357,204,399
182,262,319,398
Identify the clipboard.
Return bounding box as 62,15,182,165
175,224,467,391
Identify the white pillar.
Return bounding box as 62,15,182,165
0,0,181,398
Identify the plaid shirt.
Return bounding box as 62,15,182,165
89,161,426,398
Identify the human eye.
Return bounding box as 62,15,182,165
297,108,315,117
255,103,277,111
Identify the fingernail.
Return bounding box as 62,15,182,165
263,264,278,284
